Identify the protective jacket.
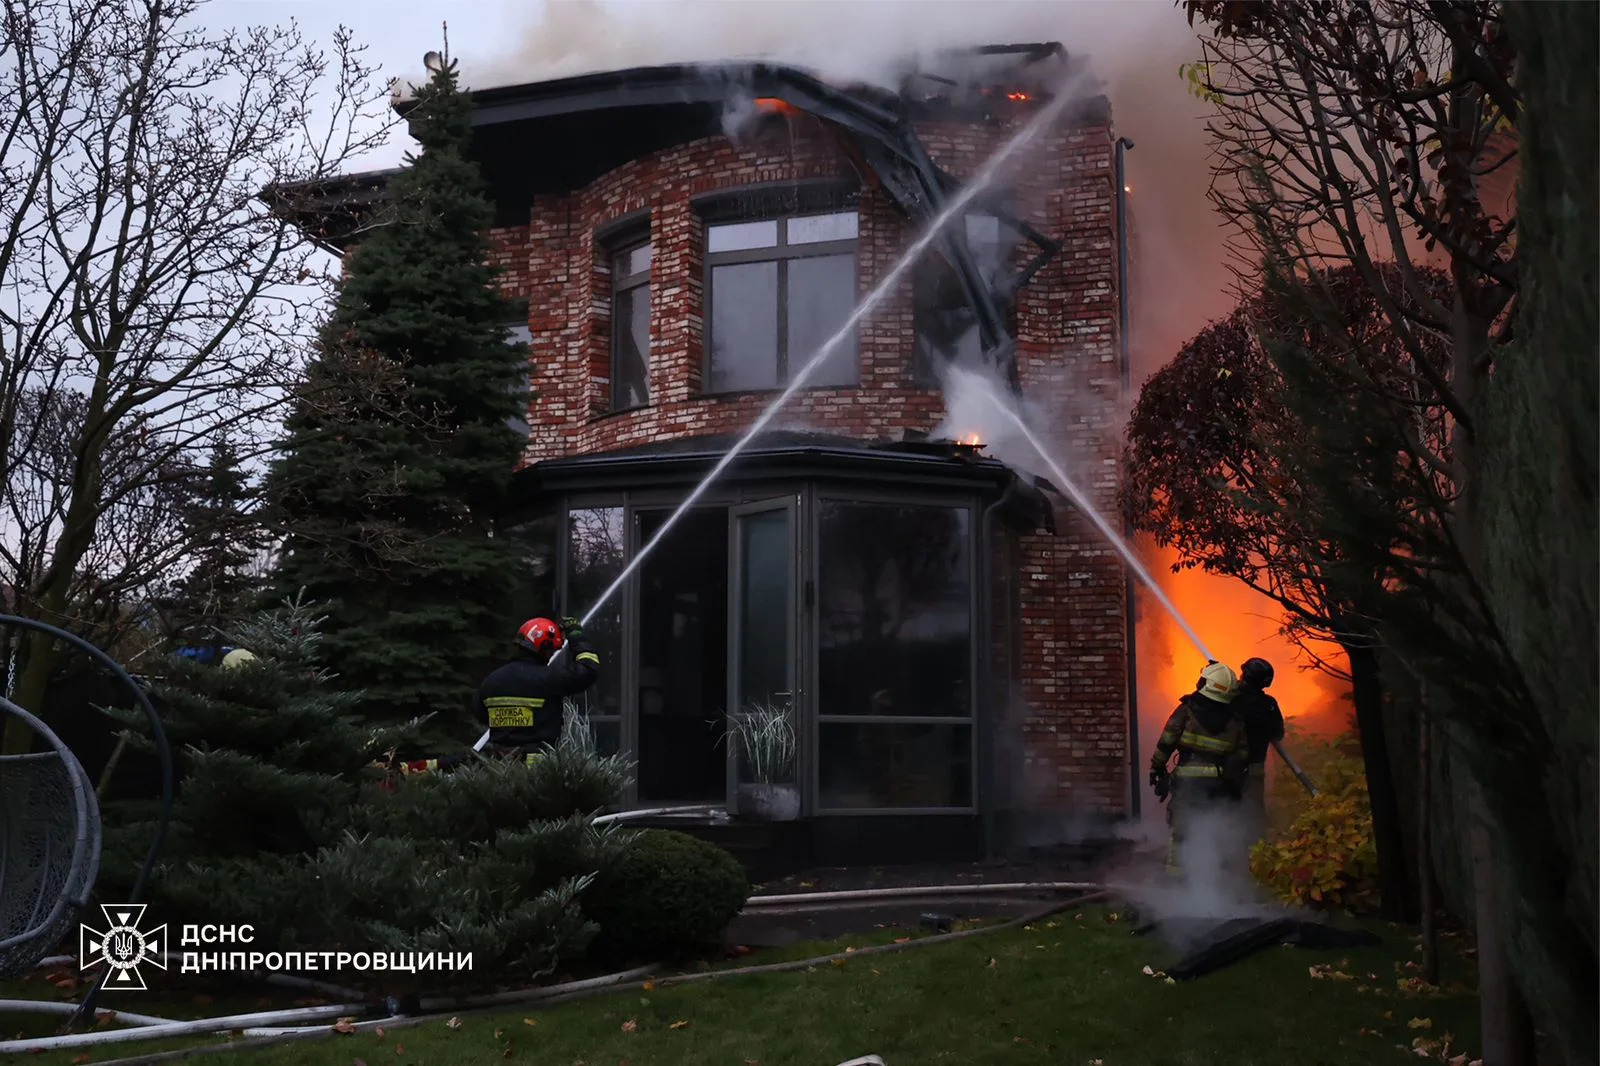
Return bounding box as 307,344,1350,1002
1151,692,1249,798
1232,687,1285,774
476,634,601,751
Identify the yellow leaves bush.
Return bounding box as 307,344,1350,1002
1250,732,1379,911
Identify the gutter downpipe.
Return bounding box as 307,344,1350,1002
1114,136,1140,821
979,477,1021,860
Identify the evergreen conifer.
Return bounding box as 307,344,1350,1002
264,50,529,738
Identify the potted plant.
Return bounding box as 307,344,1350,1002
728,699,799,822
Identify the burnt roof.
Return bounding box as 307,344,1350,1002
268,44,1107,248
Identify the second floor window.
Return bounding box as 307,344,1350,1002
612,241,652,411
705,211,859,393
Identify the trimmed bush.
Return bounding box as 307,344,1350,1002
582,829,750,961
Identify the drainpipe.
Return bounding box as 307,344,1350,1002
1115,136,1140,820
979,477,1021,860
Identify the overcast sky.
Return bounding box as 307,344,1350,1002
210,0,538,169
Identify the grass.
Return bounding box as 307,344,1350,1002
4,908,1482,1066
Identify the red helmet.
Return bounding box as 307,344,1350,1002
517,617,564,655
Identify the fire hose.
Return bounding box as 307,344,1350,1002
1271,739,1318,797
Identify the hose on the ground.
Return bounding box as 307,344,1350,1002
38,890,1110,1066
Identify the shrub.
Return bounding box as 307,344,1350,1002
582,829,750,961
1250,731,1379,911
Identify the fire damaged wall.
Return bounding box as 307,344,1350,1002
483,101,1132,820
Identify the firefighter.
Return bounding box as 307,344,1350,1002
1148,660,1248,873
1232,656,1286,845
476,616,601,766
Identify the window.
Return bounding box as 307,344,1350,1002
563,506,625,757
912,212,1018,387
815,501,974,809
611,241,652,411
706,211,859,393
503,314,533,436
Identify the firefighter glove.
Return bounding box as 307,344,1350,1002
558,616,584,639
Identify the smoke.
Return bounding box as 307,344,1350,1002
459,1,1183,95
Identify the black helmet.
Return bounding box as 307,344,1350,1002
1240,657,1274,689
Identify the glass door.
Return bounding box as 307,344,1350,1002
726,497,800,812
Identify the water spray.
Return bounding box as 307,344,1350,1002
477,74,1089,753
967,377,1318,796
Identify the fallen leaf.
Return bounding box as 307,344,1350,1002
870,968,881,975
523,1017,537,1026
332,1018,357,1034
1075,913,1085,921
355,1059,368,1066
394,1043,404,1055
374,1027,385,1038
622,1019,638,1033
642,981,656,991
831,958,846,967
494,1028,505,1040
71,1057,90,1065
446,1016,463,1030
987,958,998,968
1092,1060,1105,1066
1142,965,1155,976
1408,1017,1433,1029
669,1020,690,1030
845,946,856,953
734,945,752,956
1163,977,1176,985
799,881,815,888
893,937,911,944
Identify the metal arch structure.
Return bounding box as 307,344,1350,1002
743,57,1068,392
0,697,101,978
0,615,174,1029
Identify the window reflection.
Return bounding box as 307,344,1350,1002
565,506,625,719
816,502,973,718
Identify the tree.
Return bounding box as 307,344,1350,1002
102,592,418,935
158,438,269,657
0,0,392,751
264,48,531,740
1181,4,1596,1059
1121,263,1454,922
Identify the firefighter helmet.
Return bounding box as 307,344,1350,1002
1198,660,1238,702
517,617,564,656
1240,657,1275,689
221,648,258,670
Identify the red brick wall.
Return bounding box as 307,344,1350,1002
485,106,1131,815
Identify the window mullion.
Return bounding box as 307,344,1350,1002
776,258,789,383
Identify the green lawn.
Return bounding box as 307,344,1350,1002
5,909,1482,1066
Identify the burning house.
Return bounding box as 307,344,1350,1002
275,42,1136,865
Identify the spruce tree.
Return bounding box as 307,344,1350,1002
103,593,420,940
264,51,528,738
164,438,267,659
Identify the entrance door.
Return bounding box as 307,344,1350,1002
727,497,800,808
634,507,729,804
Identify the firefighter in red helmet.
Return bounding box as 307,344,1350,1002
475,615,601,763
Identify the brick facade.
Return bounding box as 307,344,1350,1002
483,105,1131,816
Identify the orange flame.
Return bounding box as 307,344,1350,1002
1007,91,1031,102
1135,539,1350,757
754,97,801,116
961,433,983,446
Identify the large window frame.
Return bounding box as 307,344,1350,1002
808,491,980,815
701,197,861,394
606,226,653,413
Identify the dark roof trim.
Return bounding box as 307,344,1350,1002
514,440,1015,496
